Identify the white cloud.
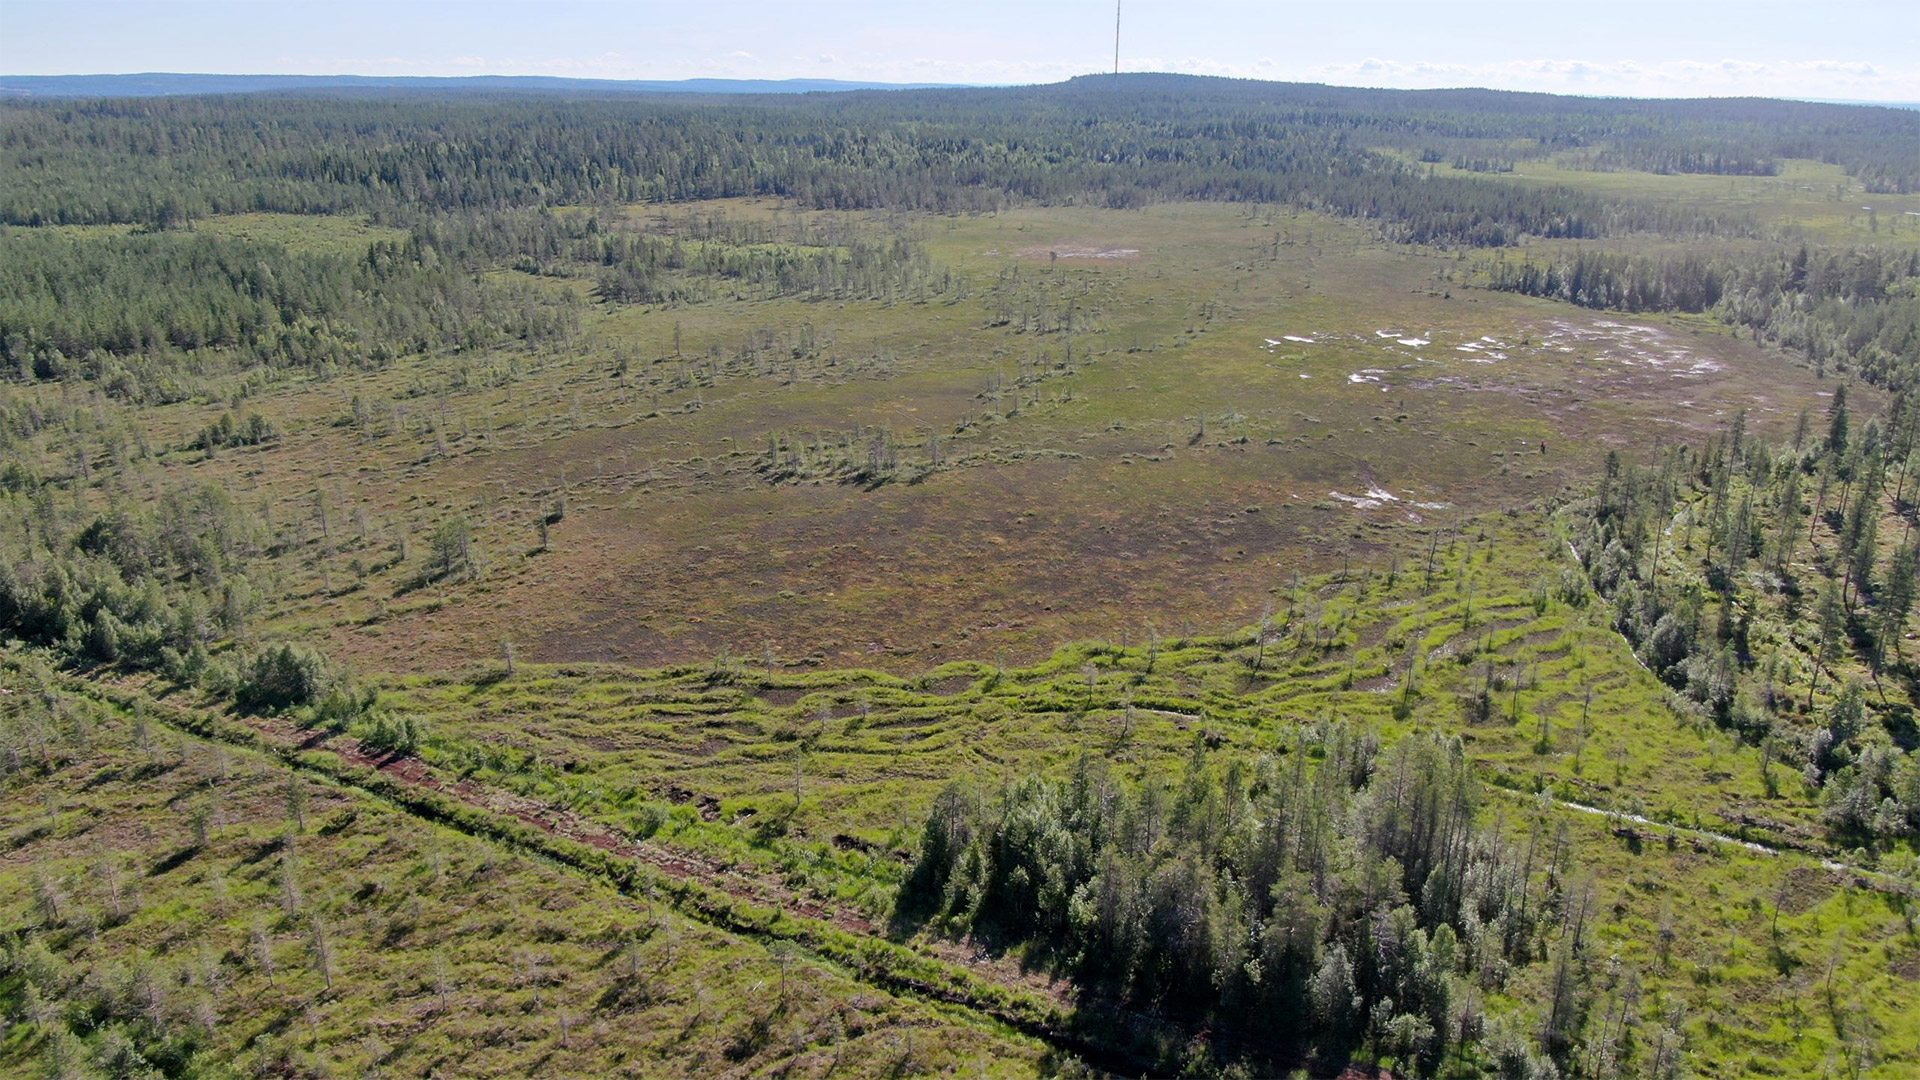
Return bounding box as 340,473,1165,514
1288,56,1920,99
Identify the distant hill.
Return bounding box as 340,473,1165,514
6,72,1916,113
0,72,970,98
1797,97,1920,110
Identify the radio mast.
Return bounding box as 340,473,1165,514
1113,1,1121,76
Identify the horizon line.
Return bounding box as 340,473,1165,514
2,70,1916,108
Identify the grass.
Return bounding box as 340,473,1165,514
0,668,1056,1078
191,212,410,257
1400,156,1920,249
8,498,1916,1074
6,172,1917,1075
359,510,1831,862
9,199,1846,683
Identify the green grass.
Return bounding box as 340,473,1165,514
0,672,1054,1078
360,511,1817,859
191,212,409,257
5,200,1843,685
1396,155,1920,249
7,492,1917,1075
6,192,1914,1076
11,493,1917,1074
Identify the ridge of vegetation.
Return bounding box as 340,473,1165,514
0,661,1066,1078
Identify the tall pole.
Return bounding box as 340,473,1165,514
1113,1,1121,76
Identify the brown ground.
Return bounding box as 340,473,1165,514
165,204,1850,677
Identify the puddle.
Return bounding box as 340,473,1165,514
1330,491,1387,509
1264,334,1323,349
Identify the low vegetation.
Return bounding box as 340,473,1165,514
2,74,1917,1076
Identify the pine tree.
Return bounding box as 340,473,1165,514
1828,385,1851,457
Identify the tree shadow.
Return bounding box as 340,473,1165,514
149,845,200,877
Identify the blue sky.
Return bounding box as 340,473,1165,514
4,0,1918,101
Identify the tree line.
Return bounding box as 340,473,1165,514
0,225,580,402
1571,394,1920,846
15,77,1910,245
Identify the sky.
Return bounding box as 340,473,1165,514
4,0,1919,102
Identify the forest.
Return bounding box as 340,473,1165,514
1569,396,1920,845
2,73,1919,1079
901,731,1587,1076
11,77,1918,229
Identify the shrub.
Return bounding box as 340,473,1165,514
235,643,335,711
361,713,427,755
